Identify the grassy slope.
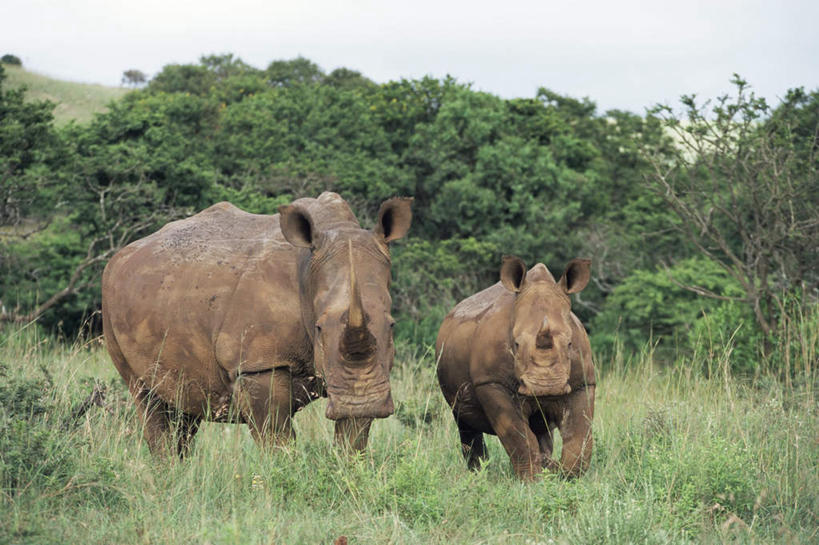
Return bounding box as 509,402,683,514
0,326,816,545
3,64,129,125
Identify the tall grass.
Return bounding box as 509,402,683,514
1,314,816,544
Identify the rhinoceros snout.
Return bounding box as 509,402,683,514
517,378,571,397
325,386,394,420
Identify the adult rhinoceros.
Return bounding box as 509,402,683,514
436,256,595,480
102,192,412,456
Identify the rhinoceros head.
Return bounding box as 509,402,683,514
500,256,591,397
280,194,412,420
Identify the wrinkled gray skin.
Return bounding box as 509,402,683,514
436,256,595,480
102,192,412,456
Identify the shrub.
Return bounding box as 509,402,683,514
592,257,749,362
688,300,763,375
0,361,124,506
391,237,497,347
0,362,71,492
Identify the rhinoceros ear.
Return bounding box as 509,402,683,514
500,255,527,293
279,204,315,248
559,258,591,294
374,197,413,243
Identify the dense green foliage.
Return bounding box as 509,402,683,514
0,57,817,371
0,326,816,543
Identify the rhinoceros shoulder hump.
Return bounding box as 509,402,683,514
451,283,508,322
146,203,290,265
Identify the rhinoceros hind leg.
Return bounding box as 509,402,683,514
458,425,487,470
175,411,202,458
132,385,200,459
134,388,172,457
234,367,295,447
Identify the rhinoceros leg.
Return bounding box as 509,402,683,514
234,367,295,446
132,385,175,456
334,418,373,451
458,425,487,470
529,414,560,472
475,383,542,480
132,384,201,459
556,386,595,478
175,412,202,458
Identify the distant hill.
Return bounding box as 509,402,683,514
3,64,130,125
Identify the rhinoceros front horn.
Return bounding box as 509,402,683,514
347,240,365,330
341,241,375,361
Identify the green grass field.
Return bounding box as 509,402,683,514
3,64,129,125
1,322,816,544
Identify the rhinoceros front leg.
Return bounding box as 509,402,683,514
556,385,595,478
529,413,560,472
475,383,542,480
234,367,295,446
334,417,373,452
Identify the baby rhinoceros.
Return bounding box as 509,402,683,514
436,256,595,480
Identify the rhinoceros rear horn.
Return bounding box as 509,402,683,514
374,197,413,243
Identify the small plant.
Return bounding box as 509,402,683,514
385,450,445,524
0,361,71,492
393,397,438,428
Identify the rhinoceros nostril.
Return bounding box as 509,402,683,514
536,332,553,350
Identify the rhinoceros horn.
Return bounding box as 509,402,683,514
340,242,375,361
347,240,365,330
536,316,553,349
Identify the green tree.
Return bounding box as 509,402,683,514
0,65,62,229
0,54,22,66
591,257,746,358
148,64,216,95
121,69,147,87
324,67,374,89
266,57,324,87
1,74,205,328
644,76,819,342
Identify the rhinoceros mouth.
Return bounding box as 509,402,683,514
517,377,571,397
325,383,394,420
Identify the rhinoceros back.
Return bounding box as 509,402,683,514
436,283,512,404
102,202,304,414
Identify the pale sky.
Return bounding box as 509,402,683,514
3,0,817,113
